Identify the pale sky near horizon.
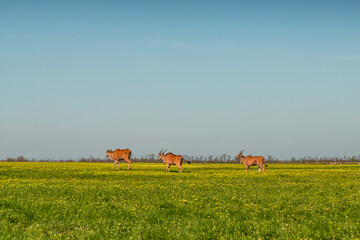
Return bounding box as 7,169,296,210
1,1,359,160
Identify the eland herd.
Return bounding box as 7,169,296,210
106,148,266,173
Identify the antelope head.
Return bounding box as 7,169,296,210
158,148,167,161
236,150,245,162
106,149,112,158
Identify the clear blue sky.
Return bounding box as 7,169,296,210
1,1,359,160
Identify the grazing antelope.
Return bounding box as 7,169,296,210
158,149,190,173
235,150,267,173
106,148,132,170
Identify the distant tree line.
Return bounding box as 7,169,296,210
2,154,360,164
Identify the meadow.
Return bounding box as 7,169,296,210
0,162,359,239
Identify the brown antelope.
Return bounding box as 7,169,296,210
235,150,267,173
158,149,190,173
106,148,132,170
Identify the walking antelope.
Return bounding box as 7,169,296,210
158,149,190,173
106,148,132,170
235,150,267,173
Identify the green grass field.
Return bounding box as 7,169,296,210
1,162,359,239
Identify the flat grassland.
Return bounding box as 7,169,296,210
0,162,359,239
